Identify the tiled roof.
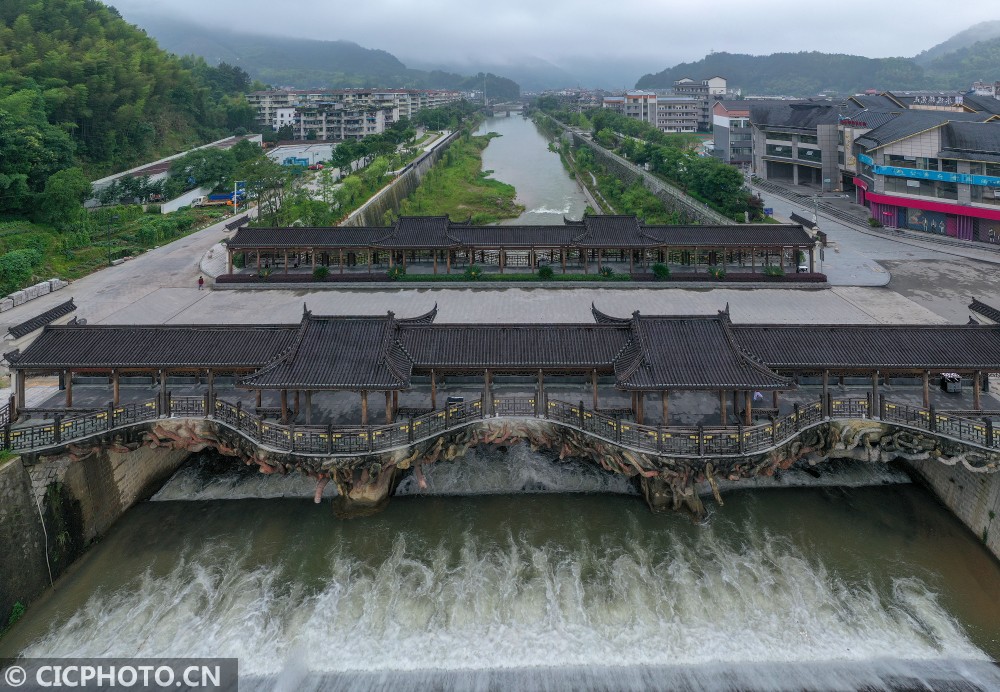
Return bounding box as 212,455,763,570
937,121,1000,163
11,324,299,369
642,225,812,246
615,314,791,390
227,226,389,249
400,324,628,369
225,216,813,252
7,299,77,339
854,111,992,151
750,102,841,131
732,324,1000,369
969,298,1000,325
241,313,413,390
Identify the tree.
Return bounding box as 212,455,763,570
237,156,293,225
36,167,92,229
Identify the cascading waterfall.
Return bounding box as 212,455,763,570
13,498,999,691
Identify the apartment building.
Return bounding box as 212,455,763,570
247,88,463,140
711,100,759,167
602,91,701,133
673,76,727,131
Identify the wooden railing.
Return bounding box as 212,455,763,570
0,393,997,459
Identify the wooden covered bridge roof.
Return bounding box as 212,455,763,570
13,305,1000,391
226,215,814,251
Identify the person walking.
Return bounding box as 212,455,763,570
197,276,204,290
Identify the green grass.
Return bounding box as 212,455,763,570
0,205,229,293
395,133,525,224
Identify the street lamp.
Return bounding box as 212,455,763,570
107,214,119,266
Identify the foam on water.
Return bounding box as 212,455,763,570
19,517,997,689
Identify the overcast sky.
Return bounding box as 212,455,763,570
113,0,997,69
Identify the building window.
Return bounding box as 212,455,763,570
799,134,818,145
767,144,793,158
766,132,792,142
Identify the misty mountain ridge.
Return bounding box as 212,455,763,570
121,9,520,93
637,22,1000,95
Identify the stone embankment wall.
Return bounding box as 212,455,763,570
341,131,462,227
0,457,48,625
907,459,1000,557
568,131,733,225
0,437,189,622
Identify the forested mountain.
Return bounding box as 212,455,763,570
914,21,1000,66
0,0,254,217
636,52,926,95
120,10,520,97
636,24,1000,96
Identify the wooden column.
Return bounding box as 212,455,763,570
64,369,73,407
393,390,399,415
537,369,544,415
822,369,829,409
280,389,288,423
312,250,317,271
719,390,726,425
227,250,233,274
256,251,261,270
446,251,451,274
160,369,168,414
256,389,262,408
809,245,815,273
974,370,982,411
561,248,566,274
207,369,215,409
592,369,599,409
15,370,26,412
923,370,930,408
744,391,752,425
433,252,438,275
112,369,120,406
872,370,880,416
305,391,313,425
636,392,645,425
631,391,637,418
499,249,505,273
430,369,437,409
294,390,300,416
772,390,779,410
283,249,289,274
340,249,344,274
385,391,393,423
484,369,492,415
661,390,669,426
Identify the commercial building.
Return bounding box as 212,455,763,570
749,101,842,188
711,101,756,167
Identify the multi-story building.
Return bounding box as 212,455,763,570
850,113,1000,242
247,89,463,140
711,100,760,167
749,101,841,188
673,76,727,131
602,91,700,133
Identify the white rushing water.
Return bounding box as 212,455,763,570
154,444,909,503
20,511,998,690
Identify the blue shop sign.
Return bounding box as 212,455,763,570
870,163,1000,187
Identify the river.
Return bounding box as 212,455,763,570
476,115,589,224
3,116,1000,691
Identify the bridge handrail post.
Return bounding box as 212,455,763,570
929,405,936,432
697,425,704,456
826,392,833,419
985,418,994,448
53,414,62,444
865,392,872,419
879,394,887,421
657,426,662,453
793,403,800,432
288,422,295,452
107,402,114,431
408,417,414,443
368,426,374,452
771,415,777,445
579,400,585,430
327,424,334,454
737,422,744,454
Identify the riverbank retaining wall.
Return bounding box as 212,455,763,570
907,460,1000,559
0,457,49,626
568,132,733,225
0,439,190,622
341,131,462,227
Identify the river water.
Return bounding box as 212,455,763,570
476,115,589,224
3,117,1000,690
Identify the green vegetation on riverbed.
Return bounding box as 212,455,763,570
392,133,524,224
